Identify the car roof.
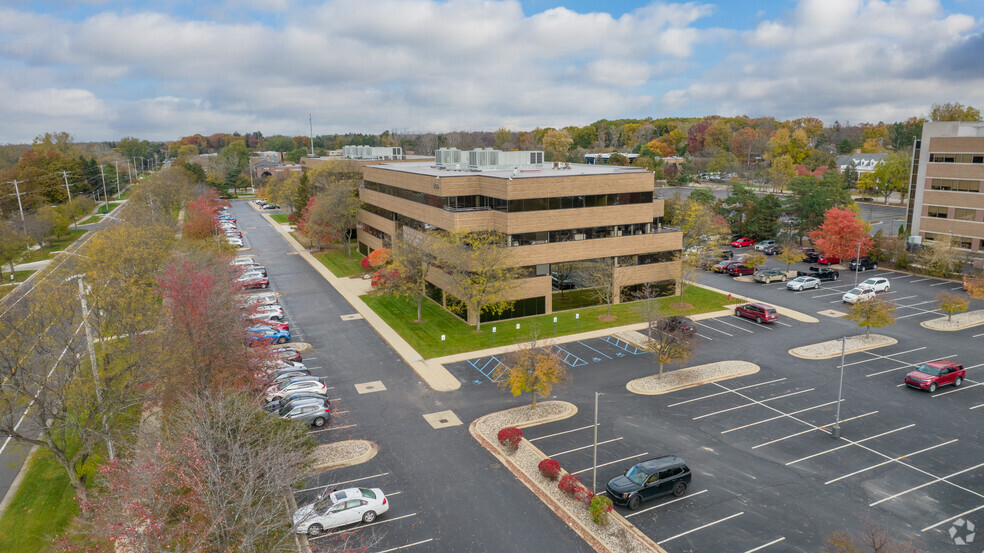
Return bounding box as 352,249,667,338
746,303,774,309
635,455,688,471
924,360,961,369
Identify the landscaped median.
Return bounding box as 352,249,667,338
788,334,897,360
471,402,665,553
627,360,760,395
920,309,984,331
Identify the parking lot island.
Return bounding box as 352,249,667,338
626,361,760,395
920,309,984,331
788,334,897,360
471,401,665,553
309,440,378,472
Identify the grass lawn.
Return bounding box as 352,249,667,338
97,202,122,214
18,229,87,264
362,286,731,358
0,270,36,300
80,215,102,225
551,288,605,311
115,187,132,200
0,449,78,553
269,213,290,224
314,246,365,278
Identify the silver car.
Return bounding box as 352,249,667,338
279,398,331,427
786,276,820,291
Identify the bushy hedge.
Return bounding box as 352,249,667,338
538,459,561,481
497,427,523,453
590,495,614,525
558,474,581,497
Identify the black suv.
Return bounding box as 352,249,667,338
849,257,878,271
606,456,692,510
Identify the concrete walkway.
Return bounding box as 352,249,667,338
11,259,51,272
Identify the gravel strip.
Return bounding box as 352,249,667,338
309,439,377,472
627,361,760,395
788,334,897,360
472,402,663,553
921,309,984,331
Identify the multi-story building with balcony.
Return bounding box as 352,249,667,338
907,121,984,268
356,148,682,325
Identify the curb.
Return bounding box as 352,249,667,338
470,402,665,553
626,361,760,395
257,212,461,392
692,281,820,323
0,445,38,520
920,310,984,332
788,335,898,360
309,440,379,472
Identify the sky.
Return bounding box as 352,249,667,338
0,0,982,143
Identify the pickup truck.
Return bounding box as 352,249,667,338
796,266,840,281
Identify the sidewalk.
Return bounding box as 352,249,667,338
11,260,51,272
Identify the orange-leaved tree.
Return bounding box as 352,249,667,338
808,207,873,261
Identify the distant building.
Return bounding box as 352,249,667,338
342,146,405,160
907,121,984,267
836,152,888,174
255,151,283,163
584,152,640,165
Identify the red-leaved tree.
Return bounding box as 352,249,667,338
808,207,874,261
182,191,221,240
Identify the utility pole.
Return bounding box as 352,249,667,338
60,171,73,202
8,180,26,232
99,165,108,213
66,273,115,461
114,161,120,198
126,159,133,189
309,114,315,157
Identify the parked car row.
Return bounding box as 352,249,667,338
255,199,281,210
217,210,245,248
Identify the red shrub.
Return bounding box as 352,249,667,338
558,474,581,497
538,459,561,481
361,257,371,270
497,427,523,452
574,485,595,505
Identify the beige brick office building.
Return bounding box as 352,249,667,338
356,148,682,324
907,122,984,268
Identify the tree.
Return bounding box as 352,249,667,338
936,292,969,322
777,241,805,270
38,204,70,240
846,297,896,338
688,188,717,205
719,182,758,236
930,102,981,122
293,172,313,213
499,330,568,409
677,198,729,251
581,256,624,319
808,207,874,261
643,306,695,377
542,129,573,162
373,230,437,322
439,231,519,331
824,520,919,553
23,213,53,248
742,251,767,269
787,173,852,238
767,155,797,193
115,136,149,160
746,194,782,240
182,193,221,241
0,221,30,277
966,273,984,300
916,237,963,278
870,151,910,204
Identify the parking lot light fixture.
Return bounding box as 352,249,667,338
832,336,846,439
592,392,602,493
854,241,862,286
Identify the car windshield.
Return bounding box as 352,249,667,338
791,277,806,283
278,379,307,391
862,279,877,285
625,465,648,485
916,365,942,377
359,488,376,499
848,288,864,295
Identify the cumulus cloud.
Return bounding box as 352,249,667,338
663,0,984,123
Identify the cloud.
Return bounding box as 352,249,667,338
662,0,984,123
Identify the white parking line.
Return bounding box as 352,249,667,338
752,411,878,449
974,333,984,338
744,537,786,552
529,423,598,442
549,437,623,457
892,274,914,279
870,461,984,506
657,512,744,545
909,278,931,283
825,440,959,484
308,512,418,540
721,400,841,434
950,286,964,290
785,425,914,466
571,452,650,476
668,378,787,407
712,318,757,333
624,489,708,518
310,423,357,434
370,538,435,553
922,504,984,532
845,346,928,368
888,295,917,302
774,320,792,327
695,321,733,336
933,381,984,397
697,333,713,340
693,388,815,420
971,403,984,410
929,281,950,287
295,472,389,493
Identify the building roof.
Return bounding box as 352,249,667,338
366,161,650,179
835,153,888,166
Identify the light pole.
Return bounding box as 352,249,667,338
65,273,115,460
853,241,862,286
831,336,846,439
592,392,602,492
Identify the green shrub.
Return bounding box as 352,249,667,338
590,495,614,525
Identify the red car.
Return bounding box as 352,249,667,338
252,317,289,331
904,360,965,393
734,303,778,324
727,264,756,276
731,237,754,248
817,254,840,265
713,260,744,273
239,276,270,290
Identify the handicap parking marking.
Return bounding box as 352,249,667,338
598,335,645,355
744,537,787,552
656,511,744,545
466,356,510,382
824,439,959,485
623,489,709,518
543,343,588,366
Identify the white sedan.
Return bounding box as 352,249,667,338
858,277,890,292
294,488,389,537
843,287,876,304
786,276,820,291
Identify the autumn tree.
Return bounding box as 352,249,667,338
869,151,910,204
581,256,625,319
0,221,31,277
38,204,70,239
373,230,437,322
767,155,797,193
182,193,221,240
824,519,919,553
676,198,729,251
966,273,984,300
644,307,695,377
499,330,569,409
742,251,767,269
915,238,962,278
786,173,852,238
439,231,518,331
930,102,981,122
542,129,573,162
936,292,969,322
777,240,805,270
846,297,896,338
808,207,874,261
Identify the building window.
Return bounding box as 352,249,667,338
954,236,973,249
927,206,949,218
954,208,976,221
360,223,388,240
479,296,546,323
929,153,984,164
930,178,982,192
